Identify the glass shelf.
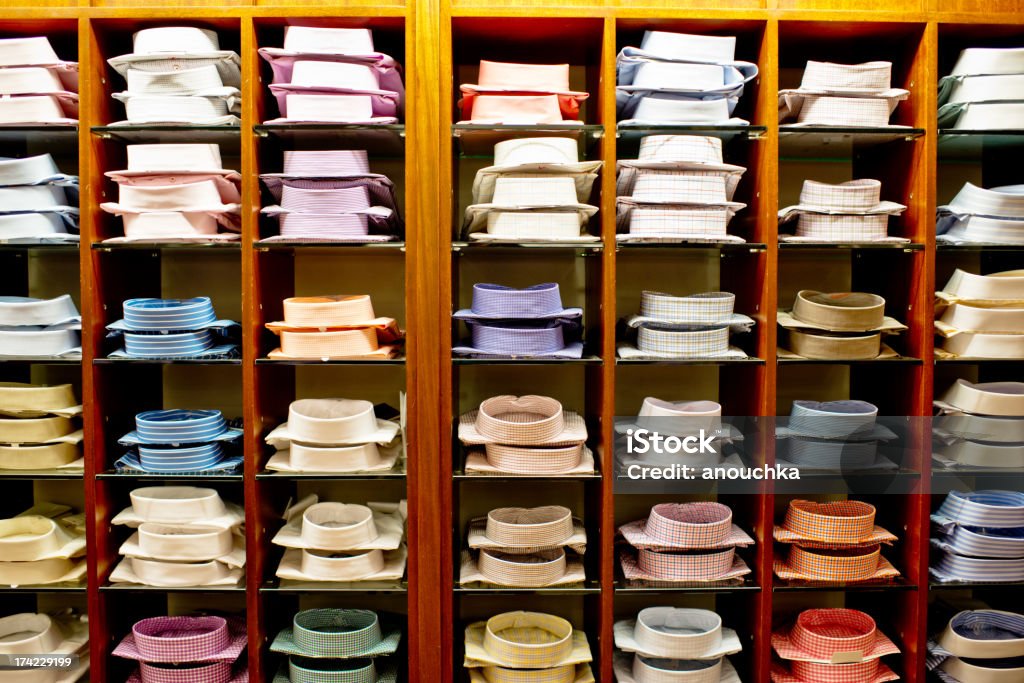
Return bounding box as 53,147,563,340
778,126,924,158
452,355,603,366
929,579,1024,590
0,124,78,146
0,243,79,252
91,125,241,144
773,578,916,592
615,578,761,593
254,124,405,156
0,470,82,480
453,471,601,481
262,579,407,593
617,124,766,144
94,358,241,366
255,357,406,366
616,242,766,253
256,469,406,480
100,584,245,593
0,584,86,593
617,357,764,366
779,242,924,251
453,124,604,157
937,243,1024,252
93,241,241,252
452,241,603,254
935,357,1024,365
96,472,243,481
255,241,405,252
0,356,80,365
779,356,922,365
455,582,601,595
938,129,1024,159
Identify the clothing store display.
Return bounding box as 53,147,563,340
260,26,404,124
771,609,900,683
114,409,243,475
453,283,584,358
271,495,407,583
777,290,907,359
265,295,404,359
618,290,755,359
779,60,909,126
774,499,900,583
939,47,1024,129
0,36,77,124
927,609,1024,683
616,31,757,126
779,179,907,242
106,296,239,359
457,61,589,124
938,182,1024,245
108,27,241,125
458,394,593,475
931,490,1024,583
102,144,241,241
260,149,402,242
617,503,754,585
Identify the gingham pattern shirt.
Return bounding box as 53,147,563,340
632,172,729,204
467,321,573,355
291,609,384,658
480,612,574,669
794,214,890,241
617,167,742,202
467,283,569,319
780,499,877,545
780,544,883,582
477,664,577,683
636,323,730,357
474,395,565,444
775,659,892,683
641,502,733,548
137,661,235,683
483,443,583,474
622,206,731,237
797,95,893,126
800,61,894,91
635,546,736,580
639,291,735,324
129,616,240,662
478,548,569,587
287,656,377,683
779,609,885,661
484,506,575,549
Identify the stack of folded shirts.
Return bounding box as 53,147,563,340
106,296,239,359
931,490,1024,584
777,289,907,360
0,503,86,586
101,143,241,242
464,611,594,682
113,615,248,682
779,179,907,243
0,294,81,358
616,135,747,244
272,494,407,584
617,503,754,586
115,409,243,475
260,149,402,242
613,607,743,683
939,47,1024,129
110,486,245,587
0,36,78,125
774,499,900,584
0,611,89,683
259,26,404,125
935,268,1024,358
618,290,755,359
771,609,901,683
616,31,758,126
460,505,586,588
0,382,82,472
776,400,899,472
265,398,403,474
107,27,241,126
0,154,79,244
614,397,744,472
927,609,1024,683
270,609,400,683
464,137,601,242
457,394,593,476
779,60,909,127
453,282,583,358
456,60,589,124
938,182,1024,245
265,294,403,360
933,379,1024,470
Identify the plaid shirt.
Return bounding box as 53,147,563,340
778,544,884,582
796,95,894,126
793,214,890,241
775,609,894,662
800,61,894,91
639,291,735,324
636,323,730,357
484,506,575,549
137,661,239,683
641,502,733,548
291,609,385,658
478,548,570,587
481,612,574,669
635,546,735,580
771,660,898,683
780,499,877,545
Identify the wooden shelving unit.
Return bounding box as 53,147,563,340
0,0,1020,681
